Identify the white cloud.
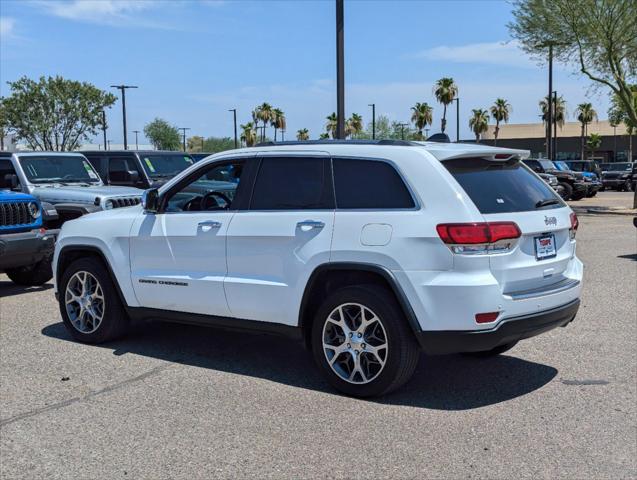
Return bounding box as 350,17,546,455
34,0,167,28
0,17,16,38
411,40,536,69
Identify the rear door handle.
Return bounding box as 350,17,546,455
198,221,221,228
297,220,325,230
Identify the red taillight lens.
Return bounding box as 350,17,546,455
436,222,521,245
570,212,579,231
475,312,499,324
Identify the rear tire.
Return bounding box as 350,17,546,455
623,180,633,192
557,182,572,200
311,284,420,398
570,190,586,201
5,257,53,286
58,257,129,343
463,341,518,358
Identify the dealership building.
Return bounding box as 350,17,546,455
480,120,635,162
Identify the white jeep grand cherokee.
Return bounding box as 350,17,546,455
53,140,582,397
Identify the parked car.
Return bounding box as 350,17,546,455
1,152,143,228
537,172,563,195
1,189,57,285
563,159,602,178
190,153,214,162
598,162,636,191
82,150,196,189
554,161,601,197
523,158,587,200
53,140,582,398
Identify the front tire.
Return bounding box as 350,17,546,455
5,257,53,286
311,285,420,397
58,258,129,343
557,182,572,200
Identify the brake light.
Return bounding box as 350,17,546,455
436,222,521,245
494,154,512,160
569,212,578,239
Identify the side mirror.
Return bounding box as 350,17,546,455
126,170,140,185
4,173,19,190
141,188,160,213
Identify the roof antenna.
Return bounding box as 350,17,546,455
426,133,451,143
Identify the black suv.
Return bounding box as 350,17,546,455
82,151,196,189
524,158,587,201
599,162,636,191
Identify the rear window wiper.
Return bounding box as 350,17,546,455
535,198,560,208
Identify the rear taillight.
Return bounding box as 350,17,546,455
436,222,521,254
569,212,578,239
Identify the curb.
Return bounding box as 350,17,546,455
583,208,637,216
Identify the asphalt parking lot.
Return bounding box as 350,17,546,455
1,192,635,479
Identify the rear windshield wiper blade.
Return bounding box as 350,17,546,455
535,198,560,208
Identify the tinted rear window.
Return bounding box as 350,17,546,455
444,158,563,214
250,157,333,210
333,158,414,209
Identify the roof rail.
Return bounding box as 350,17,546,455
254,139,415,147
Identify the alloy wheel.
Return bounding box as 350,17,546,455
322,303,388,384
65,271,105,334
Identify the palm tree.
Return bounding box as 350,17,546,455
255,103,273,142
540,95,567,129
489,98,511,146
296,128,310,141
433,77,457,133
575,103,597,159
319,132,330,139
469,109,489,143
325,112,338,139
271,108,286,142
346,113,364,138
586,133,602,159
240,122,257,147
410,102,433,139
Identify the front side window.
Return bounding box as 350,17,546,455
444,158,563,214
140,154,195,180
333,158,415,209
250,157,333,210
164,161,244,212
18,156,101,184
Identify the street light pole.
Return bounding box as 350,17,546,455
178,127,190,152
547,45,553,160
455,97,460,142
397,122,409,140
132,130,140,150
229,109,238,148
110,85,138,150
552,91,558,159
368,103,376,139
335,0,345,140
101,110,108,151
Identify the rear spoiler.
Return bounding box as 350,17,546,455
412,142,530,162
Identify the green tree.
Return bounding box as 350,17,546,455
0,98,9,150
586,132,602,158
575,103,597,159
296,128,310,141
203,137,236,153
255,103,273,142
434,77,458,133
540,95,567,128
319,132,330,139
240,122,257,147
144,118,181,150
187,135,205,152
509,0,637,126
325,112,338,138
469,109,490,143
271,108,286,142
346,113,364,138
2,75,116,151
489,98,512,146
410,102,433,139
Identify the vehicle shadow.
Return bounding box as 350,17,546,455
0,280,53,298
41,320,557,411
617,253,637,261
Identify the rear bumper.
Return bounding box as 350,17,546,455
602,178,629,188
0,229,58,270
418,299,579,355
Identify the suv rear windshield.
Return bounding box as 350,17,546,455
139,154,195,179
602,162,633,172
444,158,563,214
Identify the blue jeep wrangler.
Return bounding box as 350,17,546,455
0,190,57,286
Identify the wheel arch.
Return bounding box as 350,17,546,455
56,245,130,308
298,262,422,349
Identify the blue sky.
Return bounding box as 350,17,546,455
0,0,611,144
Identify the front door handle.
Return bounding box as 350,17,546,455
198,220,221,228
297,220,325,230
